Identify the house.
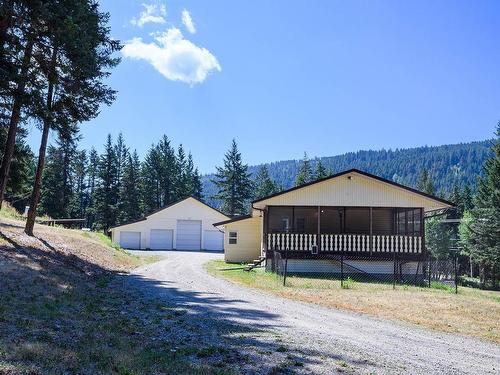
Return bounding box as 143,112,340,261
110,197,229,250
214,169,453,281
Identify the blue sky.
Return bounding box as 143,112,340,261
27,0,500,173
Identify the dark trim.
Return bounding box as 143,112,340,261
110,196,228,230
213,214,253,226
252,168,455,208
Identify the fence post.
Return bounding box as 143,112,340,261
340,249,344,288
283,249,288,287
393,251,396,290
454,252,458,294
428,254,432,288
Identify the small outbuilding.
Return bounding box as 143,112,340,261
110,197,229,251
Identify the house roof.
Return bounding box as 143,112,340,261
252,168,455,208
110,196,228,230
213,214,253,227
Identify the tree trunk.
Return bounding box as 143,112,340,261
0,36,34,208
24,47,57,236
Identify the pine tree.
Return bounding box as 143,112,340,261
94,135,119,231
417,169,436,195
314,159,329,180
0,1,41,207
141,144,162,213
184,152,202,199
176,144,187,199
466,123,500,288
38,133,78,219
24,0,120,235
425,216,453,260
157,135,177,205
86,147,99,228
0,126,34,207
254,166,279,200
213,140,252,216
114,133,129,193
295,152,312,186
70,150,88,218
118,151,142,223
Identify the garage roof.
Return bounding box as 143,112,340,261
109,196,228,230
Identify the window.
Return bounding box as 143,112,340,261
282,218,290,232
395,208,422,236
228,231,237,245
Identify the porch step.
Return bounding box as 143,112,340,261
244,256,265,271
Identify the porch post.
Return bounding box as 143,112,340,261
369,207,373,255
317,206,321,251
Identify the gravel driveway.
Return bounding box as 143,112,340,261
125,251,500,374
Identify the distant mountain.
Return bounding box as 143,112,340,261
202,140,493,209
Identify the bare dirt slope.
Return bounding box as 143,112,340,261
127,250,500,375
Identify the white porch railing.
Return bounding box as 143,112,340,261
267,233,422,254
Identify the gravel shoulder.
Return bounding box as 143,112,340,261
125,250,500,375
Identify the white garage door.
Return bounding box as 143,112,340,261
120,231,141,249
176,220,201,250
204,230,224,251
150,229,173,250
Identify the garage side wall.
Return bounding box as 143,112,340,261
224,216,262,263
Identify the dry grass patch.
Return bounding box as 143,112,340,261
206,260,500,343
0,219,238,374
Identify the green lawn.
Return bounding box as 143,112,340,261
206,260,500,343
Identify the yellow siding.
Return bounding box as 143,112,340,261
253,171,451,211
224,216,262,263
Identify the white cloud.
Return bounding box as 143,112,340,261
131,3,167,27
122,27,221,85
181,9,196,34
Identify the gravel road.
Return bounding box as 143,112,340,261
125,251,500,375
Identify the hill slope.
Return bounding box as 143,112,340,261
202,140,492,207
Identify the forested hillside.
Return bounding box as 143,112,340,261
202,140,492,206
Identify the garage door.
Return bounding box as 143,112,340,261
120,231,141,249
204,230,224,251
176,220,201,250
150,229,173,250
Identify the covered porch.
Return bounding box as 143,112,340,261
264,206,424,256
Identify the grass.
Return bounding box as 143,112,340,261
0,201,25,220
206,260,500,344
0,218,237,374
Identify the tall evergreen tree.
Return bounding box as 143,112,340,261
314,159,329,180
94,135,119,231
466,123,500,288
417,169,436,195
118,151,142,224
176,144,187,199
114,133,129,194
38,133,78,218
24,0,120,235
86,147,99,228
157,135,177,205
184,152,202,199
0,0,41,207
70,150,88,218
213,140,252,216
0,125,34,207
254,166,279,200
141,144,162,213
295,152,313,186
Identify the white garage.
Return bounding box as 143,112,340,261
150,229,173,250
120,231,141,249
110,197,229,251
